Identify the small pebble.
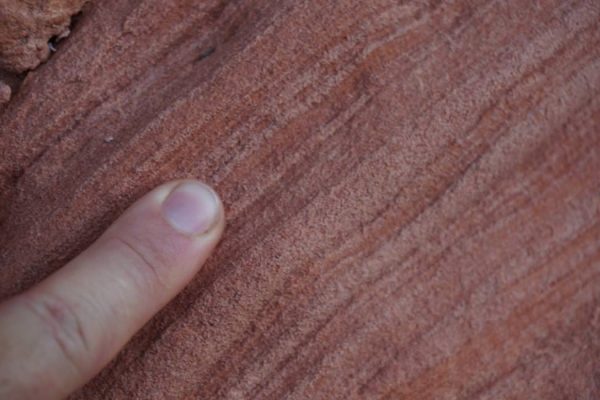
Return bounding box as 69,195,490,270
57,28,71,41
0,82,11,104
104,136,115,143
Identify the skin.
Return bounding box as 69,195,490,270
0,180,225,399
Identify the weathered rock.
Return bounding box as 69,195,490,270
0,81,10,104
0,0,599,399
0,0,86,72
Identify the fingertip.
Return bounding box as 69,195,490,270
98,178,226,293
161,180,224,236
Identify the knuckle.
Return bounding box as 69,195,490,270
22,292,89,371
104,234,171,291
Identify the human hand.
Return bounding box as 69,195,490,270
0,180,224,399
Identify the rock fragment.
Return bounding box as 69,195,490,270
0,0,87,73
0,81,11,104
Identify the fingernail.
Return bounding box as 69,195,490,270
161,181,221,236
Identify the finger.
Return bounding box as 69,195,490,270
0,180,225,400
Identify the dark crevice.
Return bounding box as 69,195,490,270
195,46,217,62
48,10,84,53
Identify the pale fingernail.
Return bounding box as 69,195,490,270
161,181,221,236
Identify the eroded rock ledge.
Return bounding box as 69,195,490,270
0,0,86,73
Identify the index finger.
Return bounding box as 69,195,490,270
0,180,224,400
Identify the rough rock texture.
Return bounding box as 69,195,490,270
1,0,600,399
0,0,86,72
0,81,9,104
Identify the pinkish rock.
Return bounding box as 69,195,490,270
0,0,86,73
0,81,10,104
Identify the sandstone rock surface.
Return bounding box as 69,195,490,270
1,1,599,399
0,81,10,103
0,0,86,72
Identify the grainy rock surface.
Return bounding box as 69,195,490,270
0,0,86,72
0,81,10,104
0,0,599,399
